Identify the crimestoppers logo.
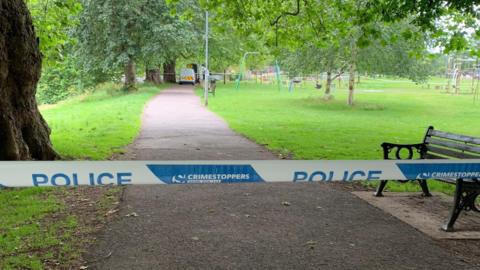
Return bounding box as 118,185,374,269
396,163,480,180
146,164,264,184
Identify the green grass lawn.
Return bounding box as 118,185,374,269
43,83,168,160
0,83,166,269
0,186,121,269
0,188,65,269
201,77,480,193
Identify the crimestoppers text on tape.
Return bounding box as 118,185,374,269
0,160,479,187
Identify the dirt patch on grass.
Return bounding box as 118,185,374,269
42,186,123,269
329,181,373,192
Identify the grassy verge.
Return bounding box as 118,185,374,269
43,83,169,160
0,188,62,269
199,78,480,194
0,187,121,269
1,83,167,269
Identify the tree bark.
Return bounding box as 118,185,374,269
347,48,357,106
0,0,58,160
163,60,176,83
124,58,136,90
145,67,161,85
323,71,333,100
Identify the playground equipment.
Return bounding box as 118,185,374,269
474,69,480,103
274,60,282,91
445,55,479,95
234,53,286,91
235,52,259,90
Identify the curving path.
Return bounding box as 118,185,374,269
87,85,473,269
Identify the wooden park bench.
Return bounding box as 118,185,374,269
375,126,480,231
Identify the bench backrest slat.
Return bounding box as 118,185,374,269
428,129,480,144
426,145,480,159
425,137,480,154
424,152,448,159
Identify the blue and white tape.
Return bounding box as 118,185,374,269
0,160,478,187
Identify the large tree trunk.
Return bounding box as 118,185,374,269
323,71,333,100
163,60,176,83
124,58,136,90
0,0,58,160
145,67,161,85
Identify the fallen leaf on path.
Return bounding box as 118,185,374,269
305,240,317,250
105,209,119,216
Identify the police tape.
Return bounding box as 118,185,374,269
1,160,480,187
0,160,479,187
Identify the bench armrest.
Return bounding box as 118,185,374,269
381,142,426,160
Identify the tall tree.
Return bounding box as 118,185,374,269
77,0,198,88
0,0,57,160
282,43,348,100
141,0,199,83
357,22,434,83
77,0,148,90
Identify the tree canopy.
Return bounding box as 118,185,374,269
197,0,479,104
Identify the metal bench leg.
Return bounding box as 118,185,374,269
374,180,388,197
418,180,432,197
443,179,464,232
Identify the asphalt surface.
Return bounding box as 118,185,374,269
119,85,275,160
87,85,474,269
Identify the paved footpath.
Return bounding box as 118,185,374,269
88,85,473,269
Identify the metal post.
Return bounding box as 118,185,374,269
204,10,209,106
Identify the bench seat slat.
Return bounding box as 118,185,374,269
425,137,480,154
428,129,480,145
426,145,480,159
